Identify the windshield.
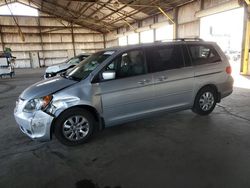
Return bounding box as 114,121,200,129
63,51,115,81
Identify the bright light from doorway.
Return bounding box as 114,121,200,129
118,36,127,46
200,8,244,52
0,2,38,16
155,25,174,41
200,8,248,88
140,29,154,43
128,33,139,45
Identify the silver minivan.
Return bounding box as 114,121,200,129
14,39,233,145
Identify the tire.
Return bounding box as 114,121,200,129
54,108,95,146
192,86,217,116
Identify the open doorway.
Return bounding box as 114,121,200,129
200,8,250,89
200,8,244,75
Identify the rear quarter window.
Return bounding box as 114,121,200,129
188,44,221,66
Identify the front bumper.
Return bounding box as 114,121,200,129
14,108,54,141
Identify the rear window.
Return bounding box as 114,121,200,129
188,44,221,65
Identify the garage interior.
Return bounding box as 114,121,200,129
0,0,250,187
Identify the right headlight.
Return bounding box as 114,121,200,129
23,95,52,113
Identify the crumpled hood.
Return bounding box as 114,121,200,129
20,77,77,100
45,63,70,73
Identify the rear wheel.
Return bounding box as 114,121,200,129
54,108,95,146
192,87,217,115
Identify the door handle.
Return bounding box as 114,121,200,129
157,76,168,81
138,79,151,85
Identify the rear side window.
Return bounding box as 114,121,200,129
145,45,184,73
188,44,221,65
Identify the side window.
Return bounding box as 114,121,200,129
146,45,184,73
188,44,221,65
102,49,146,80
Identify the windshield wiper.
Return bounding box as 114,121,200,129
67,75,81,81
60,72,81,81
60,72,67,78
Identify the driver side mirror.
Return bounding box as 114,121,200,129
102,70,116,80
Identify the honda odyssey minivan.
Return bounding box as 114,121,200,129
14,39,233,145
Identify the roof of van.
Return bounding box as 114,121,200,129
104,40,216,52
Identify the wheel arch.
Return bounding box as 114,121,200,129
50,105,103,139
195,84,220,103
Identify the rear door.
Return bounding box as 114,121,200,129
97,49,155,126
145,44,195,112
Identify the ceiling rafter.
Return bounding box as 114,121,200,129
99,2,137,22
116,0,194,28
80,0,100,16
66,0,72,7
28,0,104,32
87,0,112,18
77,2,87,14
38,0,115,32
2,0,195,33
97,0,136,22
109,0,160,25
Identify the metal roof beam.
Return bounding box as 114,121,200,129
99,2,137,21
35,0,115,32
110,0,159,25
87,0,112,18
28,0,104,32
98,0,136,21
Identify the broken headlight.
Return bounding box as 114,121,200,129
23,95,52,113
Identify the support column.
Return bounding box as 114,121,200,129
174,7,178,39
153,16,157,42
0,26,5,51
103,33,106,49
199,0,204,38
241,5,250,75
71,23,76,56
37,17,45,67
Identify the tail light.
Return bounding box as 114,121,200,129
226,66,232,74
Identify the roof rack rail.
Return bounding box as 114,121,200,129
173,38,204,41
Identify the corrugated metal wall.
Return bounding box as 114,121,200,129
0,14,110,68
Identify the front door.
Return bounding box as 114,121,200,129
98,49,155,126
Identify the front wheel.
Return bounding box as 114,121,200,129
192,87,217,116
54,108,95,146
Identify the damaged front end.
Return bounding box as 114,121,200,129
14,96,55,141
14,95,81,141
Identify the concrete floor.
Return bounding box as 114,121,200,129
0,68,250,188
